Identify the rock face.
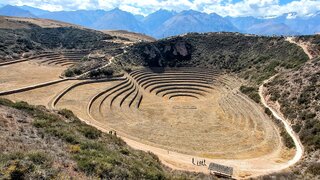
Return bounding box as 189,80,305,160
136,39,192,67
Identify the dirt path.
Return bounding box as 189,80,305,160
77,51,123,79
286,37,313,60
259,75,304,170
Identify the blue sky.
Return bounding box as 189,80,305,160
1,0,319,17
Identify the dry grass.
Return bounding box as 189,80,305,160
3,80,81,107
88,74,281,159
0,60,67,91
103,30,155,43
0,16,82,29
0,64,295,178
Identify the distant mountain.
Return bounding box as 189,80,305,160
246,22,298,36
134,14,145,21
19,5,49,16
0,5,36,18
226,16,265,33
269,12,320,35
143,9,176,35
0,5,319,37
92,8,145,33
154,10,237,38
40,10,107,27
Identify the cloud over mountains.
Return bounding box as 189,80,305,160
0,0,319,17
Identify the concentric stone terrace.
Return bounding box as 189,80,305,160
35,50,89,66
0,62,290,177
79,68,281,159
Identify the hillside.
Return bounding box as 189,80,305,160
0,16,82,29
153,11,237,38
40,10,107,28
0,99,211,179
91,8,144,32
142,9,176,35
262,36,320,179
0,16,113,61
116,32,308,83
0,5,36,18
102,30,155,43
246,22,298,36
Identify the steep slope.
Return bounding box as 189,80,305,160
246,22,298,36
0,99,209,179
264,57,320,179
92,8,145,33
143,9,176,35
226,16,265,33
134,14,145,21
118,32,307,83
227,12,320,35
19,5,50,16
269,12,320,35
0,5,36,18
0,17,113,61
154,10,237,38
40,10,107,27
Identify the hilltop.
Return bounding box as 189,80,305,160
0,16,154,63
115,32,308,83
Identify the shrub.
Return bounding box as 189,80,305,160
27,152,50,165
240,86,260,103
0,98,14,106
280,129,295,149
306,163,320,175
64,69,74,77
69,145,81,154
78,126,102,139
264,108,272,116
58,109,78,121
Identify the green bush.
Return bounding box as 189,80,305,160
240,86,260,103
64,69,74,77
58,109,78,121
27,152,50,165
280,129,295,149
78,126,102,139
264,108,272,116
306,163,320,175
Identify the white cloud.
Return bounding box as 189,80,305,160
0,0,319,17
203,0,320,17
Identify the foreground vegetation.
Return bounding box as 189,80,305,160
0,98,212,179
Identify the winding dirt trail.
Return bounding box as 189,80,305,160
259,75,304,170
286,37,313,60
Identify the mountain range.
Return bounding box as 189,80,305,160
0,4,319,38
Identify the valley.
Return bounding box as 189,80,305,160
0,15,319,179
